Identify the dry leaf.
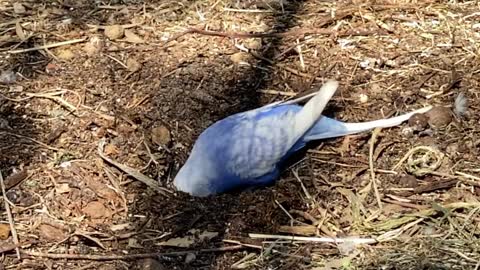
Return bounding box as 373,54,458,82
15,22,26,41
124,29,144,43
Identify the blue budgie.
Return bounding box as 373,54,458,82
174,80,431,197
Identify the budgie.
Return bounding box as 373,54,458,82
174,80,431,197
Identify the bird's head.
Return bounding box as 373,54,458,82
173,147,217,197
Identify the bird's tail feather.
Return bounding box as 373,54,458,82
304,106,433,141
293,80,338,140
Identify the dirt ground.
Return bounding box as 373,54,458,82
1,0,480,269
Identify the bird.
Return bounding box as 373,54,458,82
174,80,431,197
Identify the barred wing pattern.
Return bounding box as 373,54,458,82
225,107,299,180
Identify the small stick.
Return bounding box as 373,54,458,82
97,139,172,196
223,8,275,13
0,131,61,152
186,26,382,40
275,200,296,225
8,38,86,54
223,240,310,261
249,233,377,244
256,89,296,96
369,128,383,209
0,170,20,258
22,245,245,260
292,169,312,200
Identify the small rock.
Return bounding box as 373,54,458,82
82,201,109,219
358,93,368,103
104,25,124,40
425,106,453,128
244,39,262,50
0,224,11,240
185,253,196,264
45,62,62,74
446,143,459,156
124,29,144,43
151,125,171,146
398,174,417,188
0,70,16,84
230,52,250,64
408,113,429,132
140,258,166,270
126,58,142,72
104,143,120,156
38,224,67,241
0,118,10,129
13,2,26,14
83,35,104,56
57,49,75,60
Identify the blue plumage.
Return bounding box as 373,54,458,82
173,80,431,196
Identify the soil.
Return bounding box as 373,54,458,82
1,0,479,269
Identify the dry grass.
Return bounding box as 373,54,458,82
0,0,479,269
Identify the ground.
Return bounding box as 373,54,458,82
0,0,480,269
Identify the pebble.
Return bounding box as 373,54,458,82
151,125,171,146
38,224,67,241
425,106,453,128
104,25,124,40
408,113,429,132
140,258,166,270
0,224,10,240
0,70,16,84
83,35,104,55
13,2,26,14
126,58,142,72
82,201,109,218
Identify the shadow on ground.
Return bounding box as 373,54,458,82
130,1,312,269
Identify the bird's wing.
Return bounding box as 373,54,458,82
224,106,299,179
224,80,339,180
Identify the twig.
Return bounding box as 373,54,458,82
0,132,62,152
97,139,172,196
223,240,310,261
248,233,377,244
275,200,296,225
186,26,384,40
25,92,78,112
22,244,245,260
1,90,78,113
369,128,383,209
0,170,20,258
292,169,312,200
0,243,22,254
256,89,296,96
8,38,86,54
223,8,276,13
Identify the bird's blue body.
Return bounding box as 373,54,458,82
173,80,431,197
